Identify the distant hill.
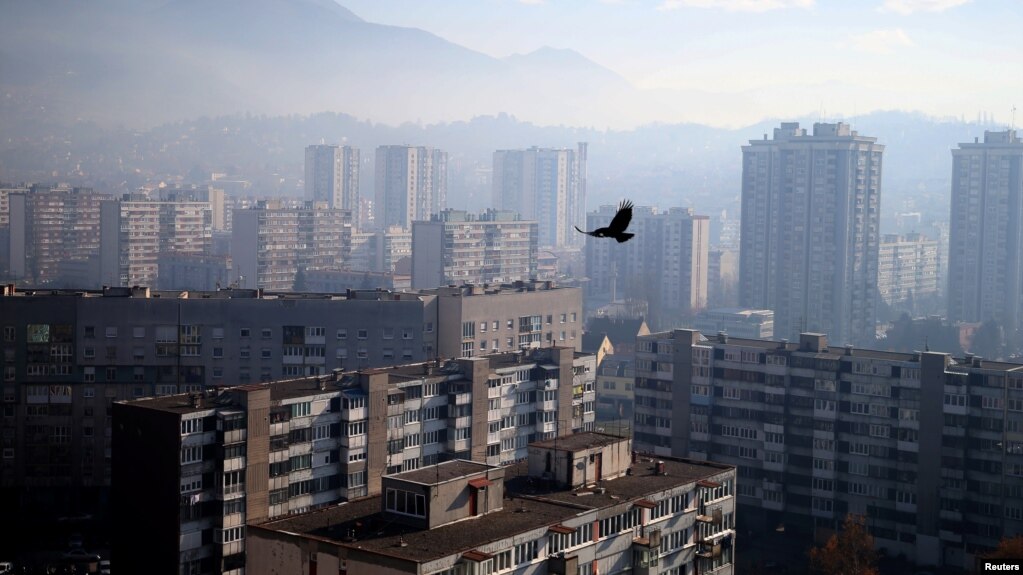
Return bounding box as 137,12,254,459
0,0,641,131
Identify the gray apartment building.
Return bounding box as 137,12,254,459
691,308,774,340
632,329,1023,570
948,130,1023,338
231,200,352,291
348,226,412,274
739,122,883,346
492,144,587,249
585,205,709,327
878,233,940,311
99,192,213,289
411,209,538,290
305,144,360,217
112,347,597,574
245,434,737,575
8,185,109,286
375,145,448,230
0,281,581,507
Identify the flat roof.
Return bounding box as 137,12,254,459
388,460,495,486
528,431,627,452
256,456,733,564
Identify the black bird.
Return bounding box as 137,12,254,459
575,200,635,243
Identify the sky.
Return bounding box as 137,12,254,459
341,0,1022,127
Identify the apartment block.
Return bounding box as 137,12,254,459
691,308,774,340
161,186,227,232
246,434,735,575
112,347,596,574
492,144,587,248
740,122,883,345
99,193,212,288
0,282,581,501
8,185,109,285
585,205,709,326
375,145,448,230
348,226,412,273
707,248,738,308
948,130,1023,335
411,209,538,290
632,329,1023,569
305,145,360,217
433,282,583,359
231,200,352,291
595,354,635,421
878,233,939,310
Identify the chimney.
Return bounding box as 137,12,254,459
717,331,728,344
655,461,666,476
191,394,204,409
778,339,788,349
845,344,854,356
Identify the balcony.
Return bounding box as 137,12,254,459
217,483,245,500
697,508,723,525
548,554,579,575
543,379,559,390
451,392,472,406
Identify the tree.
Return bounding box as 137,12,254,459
292,267,308,292
985,535,1023,561
808,514,879,575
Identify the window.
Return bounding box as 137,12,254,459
181,446,203,464
290,454,312,471
291,402,311,418
386,488,425,517
181,418,203,435
105,327,118,338
944,393,966,407
215,527,244,544
514,540,539,564
357,329,368,340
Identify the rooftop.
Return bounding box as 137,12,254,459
255,455,733,564
388,460,494,486
529,431,627,452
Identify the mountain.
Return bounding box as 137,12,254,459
0,0,639,132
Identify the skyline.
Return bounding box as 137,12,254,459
341,0,1020,128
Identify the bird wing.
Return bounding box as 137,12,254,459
574,226,597,236
607,200,634,234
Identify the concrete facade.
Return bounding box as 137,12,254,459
492,144,587,249
632,329,1023,569
248,435,737,575
691,308,774,340
113,348,596,574
305,145,360,224
739,123,883,346
375,146,448,230
948,130,1023,337
231,200,352,291
411,210,538,290
585,205,709,325
878,233,940,308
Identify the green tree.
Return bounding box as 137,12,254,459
808,515,879,575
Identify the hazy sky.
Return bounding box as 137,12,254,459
342,0,1021,127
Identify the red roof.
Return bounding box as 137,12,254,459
697,480,721,488
468,478,493,489
462,550,494,562
549,524,575,535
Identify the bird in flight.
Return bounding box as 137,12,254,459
575,200,635,243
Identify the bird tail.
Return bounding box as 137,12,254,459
574,226,587,234
616,233,634,243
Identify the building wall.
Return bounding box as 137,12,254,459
633,329,1023,569
375,146,447,230
878,233,939,308
739,123,883,346
947,130,1023,335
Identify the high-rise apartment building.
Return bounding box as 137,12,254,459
8,185,108,285
948,130,1023,337
99,192,212,288
492,144,587,248
245,434,736,575
878,233,940,310
411,209,538,290
585,205,709,326
231,200,352,291
112,347,597,574
160,186,227,232
632,329,1023,570
375,145,447,230
740,122,883,345
305,145,360,221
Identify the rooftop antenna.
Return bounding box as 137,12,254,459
924,335,930,352
1012,105,1017,131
